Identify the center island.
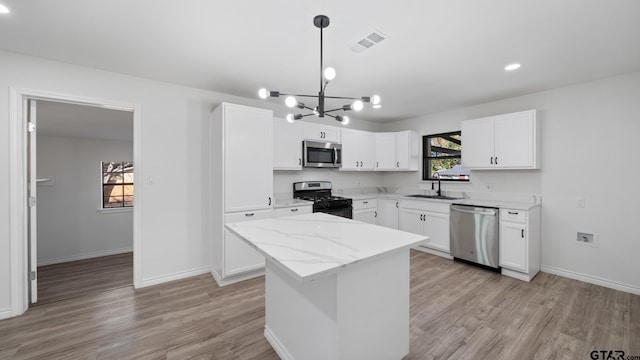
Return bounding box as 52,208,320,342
225,212,428,360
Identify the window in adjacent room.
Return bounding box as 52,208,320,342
422,131,470,181
102,161,134,208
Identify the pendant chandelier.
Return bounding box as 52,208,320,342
258,15,381,125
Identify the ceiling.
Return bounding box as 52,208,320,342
36,100,133,141
1,0,639,123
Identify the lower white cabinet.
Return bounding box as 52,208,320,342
223,209,272,277
398,200,451,256
274,205,313,217
353,198,378,224
377,199,399,229
499,207,541,281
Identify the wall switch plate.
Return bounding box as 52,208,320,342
576,196,585,208
577,232,597,247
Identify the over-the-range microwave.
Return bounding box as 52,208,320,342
303,140,342,168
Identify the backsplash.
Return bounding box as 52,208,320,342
273,169,384,200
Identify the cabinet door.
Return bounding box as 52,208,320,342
398,208,423,235
224,104,273,212
354,208,377,224
374,133,396,170
273,118,303,170
303,124,340,142
461,117,494,169
223,209,272,277
500,222,527,272
395,131,409,170
377,199,399,229
494,111,535,168
360,132,376,170
422,211,450,253
340,129,361,170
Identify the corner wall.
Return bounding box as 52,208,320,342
380,72,640,292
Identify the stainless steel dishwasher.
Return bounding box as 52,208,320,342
450,204,500,270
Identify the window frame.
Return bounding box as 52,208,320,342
422,131,469,182
101,161,134,209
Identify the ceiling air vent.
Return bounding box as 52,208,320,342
350,30,388,53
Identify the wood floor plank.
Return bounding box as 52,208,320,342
2,251,639,360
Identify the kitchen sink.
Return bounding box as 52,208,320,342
406,194,461,200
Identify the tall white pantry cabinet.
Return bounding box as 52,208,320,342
210,103,273,286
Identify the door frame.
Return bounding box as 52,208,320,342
8,87,143,317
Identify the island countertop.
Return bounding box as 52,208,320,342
225,212,428,283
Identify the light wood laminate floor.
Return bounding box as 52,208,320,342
36,252,133,304
1,250,638,359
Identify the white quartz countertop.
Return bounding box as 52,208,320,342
273,198,314,209
225,213,428,283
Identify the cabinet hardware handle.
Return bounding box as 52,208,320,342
245,213,255,217
376,161,379,168
360,161,363,167
396,202,399,208
508,211,519,215
490,157,494,164
356,161,359,167
268,197,272,205
290,208,298,212
396,161,400,168
374,211,377,217
420,214,424,221
521,229,525,238
298,158,301,165
495,157,498,165
363,201,368,204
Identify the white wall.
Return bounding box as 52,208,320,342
37,135,133,265
380,72,640,292
0,50,382,315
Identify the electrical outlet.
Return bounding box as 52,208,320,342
486,184,494,191
576,232,597,247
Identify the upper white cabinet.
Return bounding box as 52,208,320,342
461,110,539,169
303,123,340,143
273,118,303,170
341,129,375,171
374,131,419,171
223,104,273,212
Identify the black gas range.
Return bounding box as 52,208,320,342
293,181,353,219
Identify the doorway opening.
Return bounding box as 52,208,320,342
8,88,141,314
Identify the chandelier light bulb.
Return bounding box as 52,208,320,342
371,94,381,105
323,67,336,81
352,100,364,111
286,114,295,123
373,104,382,109
313,107,319,116
258,88,268,99
285,96,297,108
341,116,350,125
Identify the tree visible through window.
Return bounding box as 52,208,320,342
102,161,134,208
423,131,470,181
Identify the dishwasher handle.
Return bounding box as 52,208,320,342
451,205,498,216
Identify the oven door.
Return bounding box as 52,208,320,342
303,140,341,168
315,207,352,219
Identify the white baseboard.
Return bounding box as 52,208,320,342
211,268,264,287
413,245,453,260
541,265,640,295
0,307,11,320
139,266,212,288
38,247,133,266
264,325,294,360
501,268,536,282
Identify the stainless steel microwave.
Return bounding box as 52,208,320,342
303,140,342,168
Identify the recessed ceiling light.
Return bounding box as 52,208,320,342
0,3,10,14
504,63,521,71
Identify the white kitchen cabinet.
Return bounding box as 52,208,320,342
341,129,375,171
274,204,313,217
374,131,419,171
223,104,273,212
398,199,451,256
210,102,273,286
303,123,340,143
353,198,378,224
273,117,303,170
461,110,539,169
224,210,272,277
499,207,541,282
377,199,399,229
